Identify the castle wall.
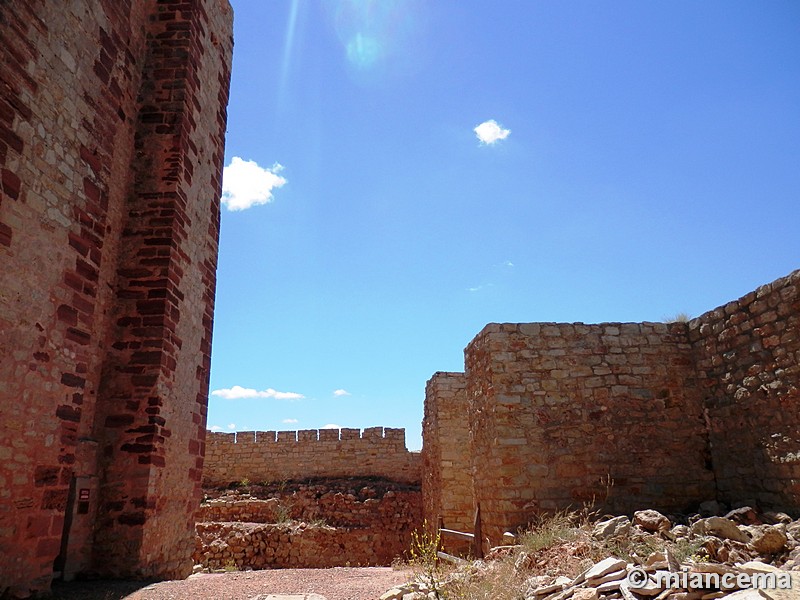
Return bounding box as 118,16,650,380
422,373,473,534
0,1,232,596
464,321,716,544
689,270,800,511
203,428,421,487
425,271,799,547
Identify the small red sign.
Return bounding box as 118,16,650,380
79,489,90,501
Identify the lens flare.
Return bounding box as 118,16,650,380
280,0,302,85
327,0,428,82
346,32,382,68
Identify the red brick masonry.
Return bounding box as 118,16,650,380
0,1,233,597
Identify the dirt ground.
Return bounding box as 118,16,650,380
50,567,413,600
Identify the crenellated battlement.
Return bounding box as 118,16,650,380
203,427,420,486
210,426,408,445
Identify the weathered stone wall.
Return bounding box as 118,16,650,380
0,1,232,596
194,480,421,568
464,322,716,543
689,270,800,511
423,270,799,547
199,479,421,530
203,428,421,487
195,522,405,570
422,373,473,534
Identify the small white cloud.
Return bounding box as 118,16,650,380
227,423,236,430
209,425,224,432
333,389,351,397
282,418,299,424
503,260,514,268
211,385,305,401
222,157,287,211
474,119,510,145
321,423,342,430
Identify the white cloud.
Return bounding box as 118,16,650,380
333,389,351,397
503,260,514,268
321,423,342,430
474,119,510,145
211,385,305,401
221,157,287,211
227,423,236,430
282,418,299,424
209,425,224,432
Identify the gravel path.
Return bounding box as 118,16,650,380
51,567,413,600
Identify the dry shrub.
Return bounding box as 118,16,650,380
442,510,594,598
520,509,584,553
409,523,448,599
445,559,525,600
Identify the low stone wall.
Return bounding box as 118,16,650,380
195,479,421,569
199,482,421,529
203,427,421,487
194,522,405,569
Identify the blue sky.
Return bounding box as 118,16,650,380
207,0,800,450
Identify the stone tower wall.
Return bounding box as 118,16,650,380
0,1,233,596
464,321,715,543
689,270,800,510
421,372,473,533
203,427,422,487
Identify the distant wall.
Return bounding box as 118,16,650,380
689,270,800,510
422,373,473,534
203,427,421,487
465,321,716,542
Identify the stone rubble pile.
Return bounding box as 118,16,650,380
379,507,800,600
526,508,799,600
379,581,436,600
